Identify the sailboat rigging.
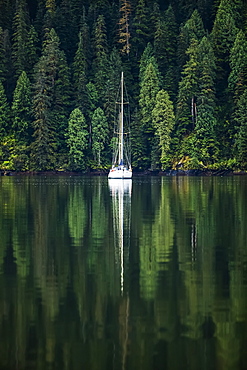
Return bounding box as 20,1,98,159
108,72,132,179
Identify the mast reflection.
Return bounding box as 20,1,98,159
108,179,132,294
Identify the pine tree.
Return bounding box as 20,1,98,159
177,9,205,72
139,60,161,169
67,108,88,170
91,107,108,166
229,30,247,102
234,89,247,167
211,0,238,99
54,0,79,64
131,0,150,58
31,57,56,170
0,27,7,84
152,90,175,169
193,36,218,165
12,71,32,142
139,43,154,81
176,38,200,137
12,0,30,77
154,5,178,100
73,14,90,113
0,81,9,137
118,0,131,56
103,48,122,131
92,14,109,103
25,25,39,77
31,28,68,170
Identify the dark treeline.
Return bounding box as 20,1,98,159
0,0,247,172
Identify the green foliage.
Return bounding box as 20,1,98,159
91,107,108,166
132,0,150,58
234,89,247,167
152,90,175,169
67,108,88,170
139,60,161,169
73,13,90,112
229,30,247,101
0,134,29,170
12,0,30,77
12,71,32,142
93,14,109,102
0,81,10,137
0,0,247,172
176,39,200,137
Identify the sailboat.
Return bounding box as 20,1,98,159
108,72,132,179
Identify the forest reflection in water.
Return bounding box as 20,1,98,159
0,175,246,370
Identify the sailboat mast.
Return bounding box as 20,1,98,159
119,71,124,165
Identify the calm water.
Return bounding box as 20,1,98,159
0,175,246,370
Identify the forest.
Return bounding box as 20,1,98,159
0,0,247,172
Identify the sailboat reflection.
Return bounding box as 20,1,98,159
108,179,132,294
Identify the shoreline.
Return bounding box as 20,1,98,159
1,169,247,177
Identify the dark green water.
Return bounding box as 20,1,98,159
0,175,246,370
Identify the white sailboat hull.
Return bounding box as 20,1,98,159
108,167,132,179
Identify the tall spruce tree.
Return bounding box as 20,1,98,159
67,108,88,170
194,36,218,165
154,5,178,100
118,0,131,56
0,81,9,137
229,30,247,102
152,89,175,169
91,107,108,166
12,71,32,142
92,14,109,104
31,28,69,170
139,60,161,169
12,0,30,77
234,89,247,168
177,9,205,72
176,38,200,138
103,48,122,131
131,0,150,59
211,0,238,100
73,13,90,113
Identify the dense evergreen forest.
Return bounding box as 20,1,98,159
0,0,247,172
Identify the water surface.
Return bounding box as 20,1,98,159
0,175,246,370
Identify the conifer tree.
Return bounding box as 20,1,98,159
118,0,131,56
193,36,218,165
92,14,109,103
91,107,108,166
103,48,122,131
12,0,30,77
0,81,9,137
139,43,154,81
12,71,32,142
152,90,175,169
73,13,90,113
211,0,238,99
229,30,247,102
31,58,56,170
154,5,178,100
67,108,88,170
0,27,7,84
139,60,161,168
177,10,205,72
234,89,247,168
132,0,150,58
176,38,200,137
25,25,39,77
31,28,69,170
